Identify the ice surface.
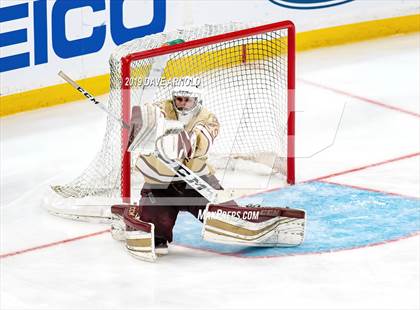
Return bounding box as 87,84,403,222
1,34,419,310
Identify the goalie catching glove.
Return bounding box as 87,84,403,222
127,104,196,161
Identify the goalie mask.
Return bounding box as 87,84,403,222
172,85,202,124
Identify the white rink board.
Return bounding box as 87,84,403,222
1,0,418,95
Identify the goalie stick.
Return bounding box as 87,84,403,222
58,71,129,130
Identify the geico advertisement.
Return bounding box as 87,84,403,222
0,0,166,94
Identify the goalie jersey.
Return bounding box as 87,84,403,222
135,100,219,184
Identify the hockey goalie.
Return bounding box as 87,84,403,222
110,84,306,262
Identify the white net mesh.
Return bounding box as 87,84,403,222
50,22,292,203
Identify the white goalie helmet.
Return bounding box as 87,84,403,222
171,84,203,118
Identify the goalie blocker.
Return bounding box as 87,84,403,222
111,203,306,262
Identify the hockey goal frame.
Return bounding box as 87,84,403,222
120,20,296,200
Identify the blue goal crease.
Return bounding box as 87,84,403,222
172,181,420,257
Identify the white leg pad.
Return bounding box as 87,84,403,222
202,204,306,247
125,225,157,263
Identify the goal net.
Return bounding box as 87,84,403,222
45,21,295,219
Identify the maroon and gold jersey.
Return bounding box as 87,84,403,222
135,100,219,184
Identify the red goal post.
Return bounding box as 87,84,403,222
120,20,296,200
